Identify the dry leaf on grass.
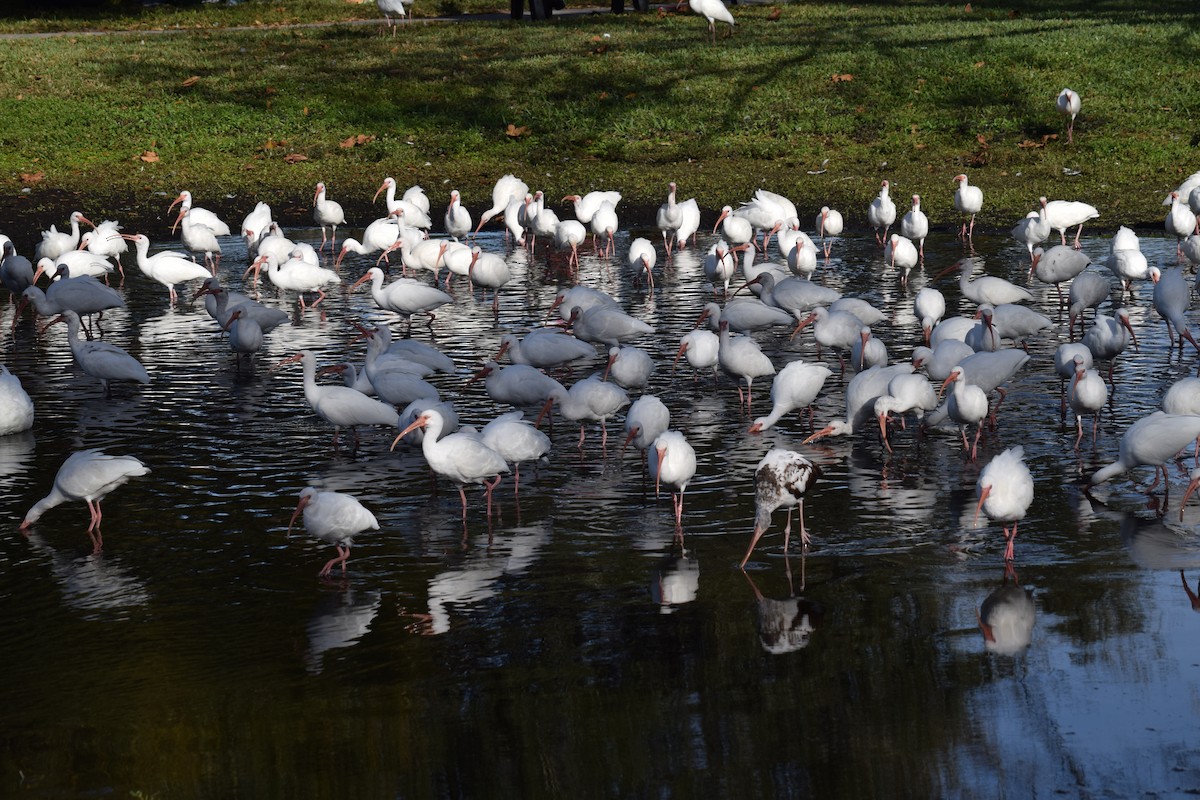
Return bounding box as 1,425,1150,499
20,171,44,185
139,151,159,163
505,124,530,138
283,153,309,164
339,134,376,149
831,73,853,83
181,76,201,87
766,7,781,20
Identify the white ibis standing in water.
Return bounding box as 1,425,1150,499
393,408,510,521
974,446,1034,562
19,449,150,553
288,487,379,578
867,180,896,245
953,174,984,240
649,430,697,529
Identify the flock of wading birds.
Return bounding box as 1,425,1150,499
5,159,1200,578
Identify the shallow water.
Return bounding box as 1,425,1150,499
2,215,1199,798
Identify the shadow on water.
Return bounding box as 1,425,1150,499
3,207,1200,796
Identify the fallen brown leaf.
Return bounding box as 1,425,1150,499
283,153,309,164
20,171,44,184
505,123,530,138
766,6,781,20
831,73,853,83
598,90,610,100
139,151,159,163
964,2,972,10
973,61,985,68
181,75,201,88
339,134,376,149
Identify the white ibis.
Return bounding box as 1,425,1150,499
1068,355,1107,449
589,201,619,257
1045,199,1099,249
718,318,775,412
193,278,288,334
604,345,653,390
1031,245,1089,304
372,177,432,228
934,257,1034,306
475,174,529,235
46,247,114,281
174,206,222,270
875,372,938,452
472,361,565,409
886,233,919,285
953,173,984,240
687,0,734,42
914,287,946,345
0,365,34,435
698,299,791,334
313,182,346,251
45,309,149,395
222,308,264,369
19,449,150,552
1166,192,1198,259
656,182,685,254
36,211,93,262
539,375,630,450
648,430,697,528
675,198,701,250
1106,236,1150,293
467,246,512,312
567,304,653,347
554,219,588,269
288,487,379,577
900,194,929,260
1082,308,1138,382
749,360,832,433
167,191,230,235
703,240,738,295
351,267,453,330
480,411,552,496
498,329,596,371
563,191,622,227
548,285,619,322
1,241,35,297
122,233,211,305
942,365,989,459
276,350,400,447
1011,197,1052,263
850,326,888,372
741,448,821,567
1056,88,1080,144
253,251,340,309
444,189,472,241
1089,412,1200,494
867,179,896,244
815,206,843,259
527,191,560,252
377,0,410,29
628,237,657,290
1067,271,1111,338
393,408,509,521
673,329,720,382
1150,267,1200,352
805,363,914,442
912,340,973,383
623,394,671,453
241,201,273,253
714,205,754,249
974,446,1034,562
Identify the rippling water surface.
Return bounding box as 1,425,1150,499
2,215,1200,798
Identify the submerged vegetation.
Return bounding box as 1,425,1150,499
0,0,1197,240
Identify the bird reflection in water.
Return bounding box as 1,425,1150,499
402,524,549,635
649,543,699,614
23,530,150,620
304,587,381,675
742,556,824,655
976,564,1035,656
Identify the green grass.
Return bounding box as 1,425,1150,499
0,0,1197,236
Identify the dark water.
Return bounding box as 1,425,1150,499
2,211,1199,799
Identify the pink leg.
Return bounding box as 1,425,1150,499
484,474,502,518
458,485,469,520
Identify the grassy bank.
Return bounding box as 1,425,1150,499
0,0,1197,247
